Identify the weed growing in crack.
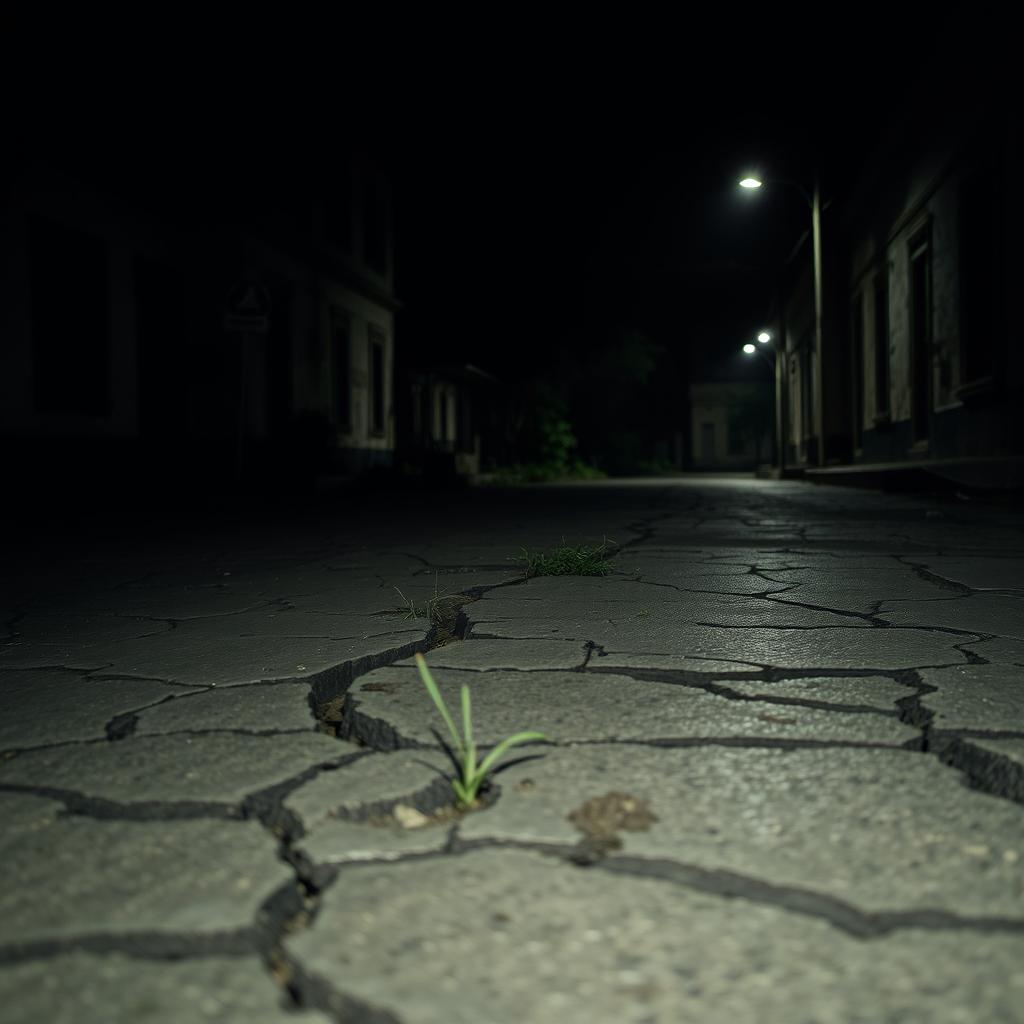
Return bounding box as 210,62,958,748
516,537,617,578
414,653,547,808
394,572,449,624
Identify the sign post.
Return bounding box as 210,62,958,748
223,283,271,483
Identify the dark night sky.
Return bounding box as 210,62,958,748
17,9,994,395
383,10,975,386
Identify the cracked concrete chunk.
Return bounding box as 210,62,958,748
592,652,764,673
285,848,1024,1024
397,637,586,671
286,751,453,864
914,556,1024,592
467,594,972,667
0,733,353,804
718,675,915,710
879,594,1024,640
470,589,860,631
920,664,1024,731
41,612,424,686
0,953,333,1024
0,794,291,945
348,666,918,747
457,746,1024,918
953,635,1024,666
134,682,316,735
286,750,452,825
0,670,197,749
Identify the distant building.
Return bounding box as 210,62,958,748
0,149,398,492
689,381,772,470
399,363,501,480
775,81,1022,486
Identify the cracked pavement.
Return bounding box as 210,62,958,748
2,477,1024,1022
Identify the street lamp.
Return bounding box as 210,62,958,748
741,333,783,474
739,172,825,467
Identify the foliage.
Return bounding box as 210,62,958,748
489,459,605,485
414,654,547,808
516,537,617,577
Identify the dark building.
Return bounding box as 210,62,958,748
772,72,1021,487
1,149,399,495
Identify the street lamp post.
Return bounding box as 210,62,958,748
742,331,784,474
740,173,825,467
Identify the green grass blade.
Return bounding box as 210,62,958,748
460,684,475,787
475,731,547,780
414,653,463,757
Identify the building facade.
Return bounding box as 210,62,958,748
775,86,1021,486
0,149,398,493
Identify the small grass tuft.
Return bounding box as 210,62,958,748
414,653,547,808
394,572,449,625
516,537,618,578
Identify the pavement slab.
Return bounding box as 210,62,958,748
913,555,1024,592
0,792,291,947
395,637,587,671
133,681,316,735
920,664,1024,731
0,670,199,750
59,616,425,687
456,745,1024,918
879,593,1024,639
346,665,919,747
701,674,916,710
0,732,353,804
0,954,333,1024
285,848,1024,1024
5,477,1024,1021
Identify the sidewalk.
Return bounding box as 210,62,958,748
2,478,1024,1022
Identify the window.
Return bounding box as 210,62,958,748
30,216,110,415
331,310,351,431
368,327,386,435
873,269,890,415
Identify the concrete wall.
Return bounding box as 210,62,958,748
690,382,769,469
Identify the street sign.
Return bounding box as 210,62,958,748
224,282,271,334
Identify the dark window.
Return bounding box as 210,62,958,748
369,328,385,435
30,216,110,415
331,310,351,430
851,292,864,448
910,232,932,442
363,178,388,273
873,270,890,414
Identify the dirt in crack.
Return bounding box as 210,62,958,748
567,791,659,858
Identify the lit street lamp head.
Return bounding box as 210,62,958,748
757,331,771,343
739,177,763,189
742,343,756,354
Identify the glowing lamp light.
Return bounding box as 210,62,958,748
742,343,756,354
739,177,763,189
757,331,771,343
